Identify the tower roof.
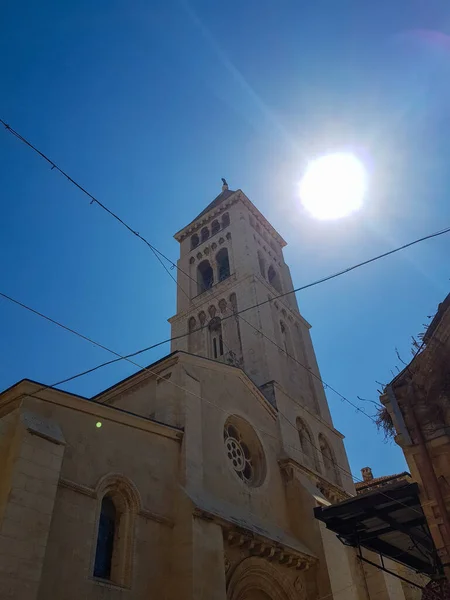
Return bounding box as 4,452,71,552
192,188,235,222
174,184,287,248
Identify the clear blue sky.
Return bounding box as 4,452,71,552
1,0,450,483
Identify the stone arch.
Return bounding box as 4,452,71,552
201,226,210,242
222,212,230,228
227,557,298,600
318,434,341,486
208,316,224,359
198,259,214,293
296,417,319,472
212,219,220,235
268,265,282,293
95,473,142,513
188,316,196,332
191,233,199,249
219,298,227,313
216,247,231,281
93,474,141,586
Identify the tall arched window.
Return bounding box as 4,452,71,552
191,234,199,249
257,251,266,279
268,265,282,293
280,320,294,358
211,220,220,235
296,418,318,471
216,248,230,281
93,476,140,587
222,212,230,228
209,316,224,359
198,260,214,293
201,227,210,242
319,434,340,485
94,496,116,580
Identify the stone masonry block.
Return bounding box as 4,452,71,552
9,488,54,516
17,458,59,483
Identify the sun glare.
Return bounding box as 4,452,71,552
299,152,367,220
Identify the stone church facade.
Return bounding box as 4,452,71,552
0,184,409,599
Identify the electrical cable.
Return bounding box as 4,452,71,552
0,289,428,520
2,118,449,418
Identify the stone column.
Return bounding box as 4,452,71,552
0,408,65,600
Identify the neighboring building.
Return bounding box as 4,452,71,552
380,293,450,585
355,467,412,495
0,183,411,599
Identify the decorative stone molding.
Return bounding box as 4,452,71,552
279,458,349,504
58,477,173,527
175,195,238,241
222,526,315,572
226,556,299,600
59,478,96,498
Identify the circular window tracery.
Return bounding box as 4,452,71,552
223,417,266,487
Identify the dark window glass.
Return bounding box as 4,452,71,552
191,234,199,249
94,496,116,580
201,227,210,242
198,260,214,293
216,248,230,281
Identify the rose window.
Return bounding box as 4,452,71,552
223,417,266,487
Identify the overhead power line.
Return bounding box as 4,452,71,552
2,116,450,316
2,117,450,420
0,119,440,578
0,288,426,522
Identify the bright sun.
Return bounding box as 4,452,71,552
299,152,367,220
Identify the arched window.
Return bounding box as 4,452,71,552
201,227,210,242
268,265,282,293
198,260,214,293
296,418,318,471
211,220,220,235
222,212,230,228
280,320,294,358
209,316,224,359
93,476,140,587
257,251,266,279
94,495,116,580
319,434,340,485
191,234,199,249
229,292,238,312
216,248,230,281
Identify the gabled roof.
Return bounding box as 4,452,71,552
192,189,235,222
174,187,287,247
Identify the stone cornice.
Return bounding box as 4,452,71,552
59,478,174,527
174,191,287,248
174,193,239,241
95,355,179,404
279,457,350,504
194,508,316,571
178,353,278,420
18,382,183,442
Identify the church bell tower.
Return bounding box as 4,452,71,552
169,181,334,426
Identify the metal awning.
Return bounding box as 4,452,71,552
314,481,442,577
